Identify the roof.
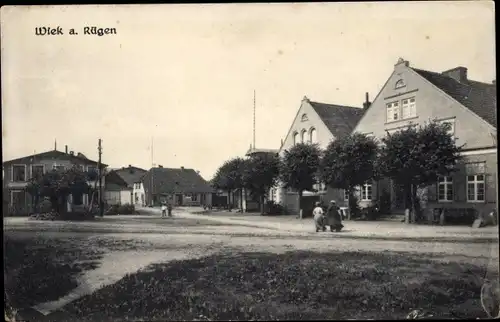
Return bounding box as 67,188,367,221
412,68,497,127
148,167,214,194
2,149,106,167
105,182,132,191
245,147,279,156
308,101,366,139
111,166,147,187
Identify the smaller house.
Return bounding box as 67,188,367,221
2,145,107,215
104,165,147,206
141,166,214,207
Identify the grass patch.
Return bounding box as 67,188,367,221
63,250,495,321
3,235,103,310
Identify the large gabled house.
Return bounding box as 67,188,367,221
104,165,147,205
274,95,367,216
139,166,214,207
352,58,497,220
2,145,107,215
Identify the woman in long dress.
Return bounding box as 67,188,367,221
326,200,344,232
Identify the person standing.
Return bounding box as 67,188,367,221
167,200,173,217
161,201,167,218
313,201,326,232
326,200,344,232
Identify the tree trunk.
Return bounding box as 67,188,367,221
347,187,352,220
410,183,417,224
297,190,303,219
227,189,232,211
240,189,244,212
260,195,265,215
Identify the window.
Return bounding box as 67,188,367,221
437,176,453,201
466,162,486,202
386,101,400,122
12,165,26,182
31,165,44,179
395,79,406,89
293,132,299,145
87,166,98,174
191,194,198,202
52,164,65,171
361,183,372,201
301,114,308,122
301,129,306,143
10,190,26,209
387,98,416,122
401,97,417,119
344,187,361,201
467,175,485,202
77,165,85,171
309,128,317,143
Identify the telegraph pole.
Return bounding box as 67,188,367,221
98,138,103,217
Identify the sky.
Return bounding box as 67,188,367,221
1,2,495,180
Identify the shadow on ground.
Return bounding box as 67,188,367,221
58,250,496,321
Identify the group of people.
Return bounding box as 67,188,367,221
313,200,344,232
161,201,173,218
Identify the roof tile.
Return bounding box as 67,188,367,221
412,68,497,128
308,101,365,139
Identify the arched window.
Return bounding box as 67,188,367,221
395,79,405,89
293,132,299,145
301,114,308,122
301,129,307,143
309,128,317,143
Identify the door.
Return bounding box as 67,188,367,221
176,194,183,206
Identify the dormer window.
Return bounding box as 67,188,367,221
395,79,406,89
301,114,308,122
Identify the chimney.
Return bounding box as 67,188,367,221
362,92,371,110
158,165,163,168
394,57,409,68
128,164,132,168
442,67,468,83
69,151,74,155
181,166,185,170
65,145,68,154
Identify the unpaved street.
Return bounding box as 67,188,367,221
4,209,499,317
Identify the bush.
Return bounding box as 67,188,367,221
105,203,136,215
264,200,287,216
39,198,53,213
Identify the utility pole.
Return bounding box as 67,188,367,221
98,138,103,217
253,89,256,150
151,137,154,207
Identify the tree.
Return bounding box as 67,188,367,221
25,166,93,215
377,121,464,223
211,157,246,210
279,143,322,218
321,133,379,219
242,154,280,214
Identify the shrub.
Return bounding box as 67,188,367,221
264,200,287,216
39,198,53,213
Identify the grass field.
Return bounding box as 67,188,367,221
61,250,494,321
